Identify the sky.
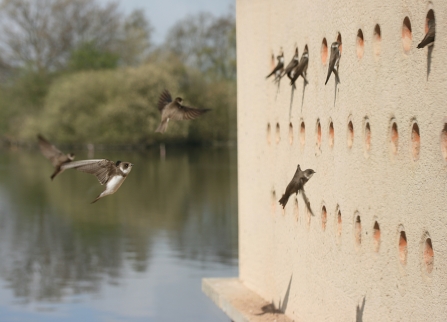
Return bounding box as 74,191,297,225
98,0,235,44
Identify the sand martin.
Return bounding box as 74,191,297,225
155,89,210,133
266,50,284,81
61,159,133,203
325,42,341,85
281,47,299,81
278,164,315,208
37,134,75,180
417,18,435,48
290,47,309,86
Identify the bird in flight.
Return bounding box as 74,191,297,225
279,164,315,208
61,159,133,203
155,89,210,133
37,134,75,180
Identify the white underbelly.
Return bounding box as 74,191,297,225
105,175,125,195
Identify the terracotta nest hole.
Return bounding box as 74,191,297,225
424,237,434,273
321,38,328,64
441,123,447,161
373,221,380,252
357,29,364,59
373,24,381,57
391,122,398,154
411,123,420,160
275,123,281,144
426,10,435,34
329,122,334,148
300,121,306,146
364,122,371,151
399,231,408,265
355,215,361,246
267,123,271,145
316,120,322,148
321,206,327,231
402,17,412,52
347,121,354,148
337,33,343,54
337,210,342,237
288,123,294,145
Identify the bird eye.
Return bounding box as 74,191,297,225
124,164,128,168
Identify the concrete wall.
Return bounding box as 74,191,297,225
236,0,447,320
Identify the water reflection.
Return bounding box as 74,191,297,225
0,147,237,321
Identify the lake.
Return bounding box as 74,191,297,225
0,146,238,321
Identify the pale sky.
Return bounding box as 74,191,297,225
99,0,235,44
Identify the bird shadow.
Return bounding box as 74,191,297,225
356,296,366,322
275,78,282,100
255,275,292,316
300,80,307,112
301,189,314,216
289,85,295,118
427,45,433,80
333,73,340,106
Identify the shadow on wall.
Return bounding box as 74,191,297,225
255,275,292,316
356,296,366,322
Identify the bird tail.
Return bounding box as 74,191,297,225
325,70,332,85
91,194,102,204
155,121,168,133
278,194,289,208
50,167,62,180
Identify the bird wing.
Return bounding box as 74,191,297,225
283,58,298,76
290,55,308,84
158,89,173,111
61,159,116,185
325,47,338,85
170,105,211,121
266,61,284,78
418,24,435,48
37,135,65,166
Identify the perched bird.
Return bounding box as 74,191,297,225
290,46,309,86
278,164,315,208
281,47,299,81
266,50,284,81
37,134,75,180
325,42,341,85
156,89,210,133
417,18,435,48
60,159,133,203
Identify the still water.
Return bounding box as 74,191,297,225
0,146,238,321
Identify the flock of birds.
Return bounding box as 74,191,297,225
270,17,435,209
37,89,210,203
36,18,436,206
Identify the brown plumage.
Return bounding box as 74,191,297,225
37,134,75,180
155,89,210,133
60,159,133,203
417,19,435,48
281,47,299,81
278,164,315,208
266,51,284,80
325,42,341,85
290,47,309,86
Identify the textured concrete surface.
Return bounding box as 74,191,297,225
234,0,447,321
202,278,294,322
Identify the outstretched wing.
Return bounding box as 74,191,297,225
158,89,173,111
37,134,65,166
61,159,116,185
171,105,211,121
